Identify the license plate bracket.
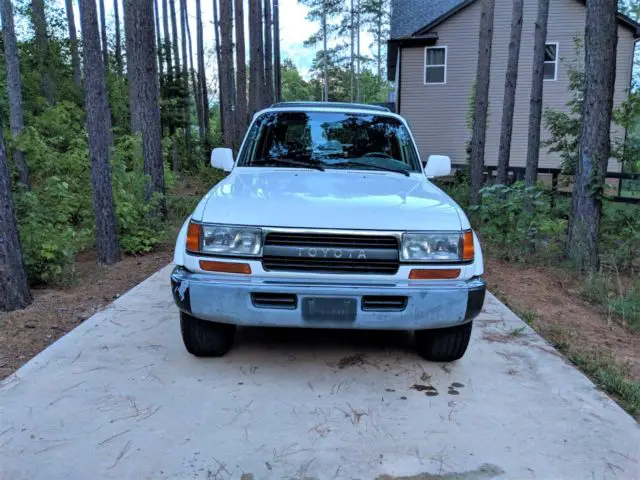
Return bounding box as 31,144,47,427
301,297,357,322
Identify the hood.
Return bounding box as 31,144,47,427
195,168,466,231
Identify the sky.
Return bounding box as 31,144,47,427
55,0,375,83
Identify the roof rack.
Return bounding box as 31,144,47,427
269,101,391,113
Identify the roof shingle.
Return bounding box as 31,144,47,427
390,0,467,39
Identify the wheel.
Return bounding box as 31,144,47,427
414,322,472,362
180,311,236,357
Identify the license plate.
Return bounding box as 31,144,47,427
302,297,357,322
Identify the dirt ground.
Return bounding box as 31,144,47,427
0,246,173,379
2,250,638,383
485,257,640,381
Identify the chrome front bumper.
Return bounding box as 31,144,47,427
170,266,486,330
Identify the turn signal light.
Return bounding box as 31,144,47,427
199,260,252,274
409,268,461,280
186,221,201,253
462,231,474,261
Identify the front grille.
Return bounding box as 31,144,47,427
262,232,400,275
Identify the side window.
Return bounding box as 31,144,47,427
544,43,558,81
424,46,447,85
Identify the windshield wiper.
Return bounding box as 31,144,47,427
253,157,325,171
331,160,411,177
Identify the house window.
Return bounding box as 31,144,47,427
544,43,558,81
424,46,447,84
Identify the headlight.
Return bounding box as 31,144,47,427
401,231,474,262
188,222,262,256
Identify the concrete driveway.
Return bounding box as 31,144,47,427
0,266,638,480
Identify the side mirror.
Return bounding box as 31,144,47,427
423,155,452,178
210,148,234,172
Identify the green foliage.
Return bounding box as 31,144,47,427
470,183,567,263
281,59,314,101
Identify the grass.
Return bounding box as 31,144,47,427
542,325,640,419
580,272,640,331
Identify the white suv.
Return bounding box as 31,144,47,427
171,102,485,362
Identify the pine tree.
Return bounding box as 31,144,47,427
264,0,274,105
496,0,524,185
114,0,123,74
99,0,109,70
65,0,82,89
469,0,495,206
196,0,209,148
235,0,249,130
1,0,30,187
179,0,191,157
525,0,550,188
249,0,265,113
31,0,55,105
219,0,237,147
80,0,121,265
566,0,618,270
273,0,282,101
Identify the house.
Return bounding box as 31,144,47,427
388,0,640,173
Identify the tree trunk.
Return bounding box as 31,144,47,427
566,0,617,270
124,0,142,133
469,0,495,206
273,0,281,102
0,116,32,311
524,0,550,187
114,0,123,74
256,0,266,108
185,1,203,144
162,0,172,83
219,0,236,147
65,0,82,89
264,0,274,105
376,12,382,82
249,0,265,114
356,0,361,102
322,7,328,101
31,0,55,105
154,0,164,84
235,0,249,131
169,0,180,77
80,0,121,265
212,0,224,140
496,0,523,185
350,0,355,102
125,0,166,217
196,0,210,147
179,0,191,158
1,0,30,188
99,0,109,70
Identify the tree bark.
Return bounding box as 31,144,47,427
273,0,281,102
356,0,361,102
179,0,191,158
1,0,30,188
566,0,617,270
322,7,328,101
154,0,164,84
124,0,142,133
99,0,109,70
196,0,210,147
114,0,123,74
65,0,82,89
235,0,249,131
219,0,236,147
350,0,355,102
524,0,550,187
169,0,180,77
496,0,523,185
31,0,55,105
0,115,32,311
125,0,166,216
264,0,274,105
80,0,121,265
249,0,265,115
469,0,495,206
256,0,266,108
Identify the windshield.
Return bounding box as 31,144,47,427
238,111,422,173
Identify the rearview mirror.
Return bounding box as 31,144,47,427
210,148,234,172
423,155,452,178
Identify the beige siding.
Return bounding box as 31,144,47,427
400,0,635,172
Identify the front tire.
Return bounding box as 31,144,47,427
180,312,236,357
415,322,472,362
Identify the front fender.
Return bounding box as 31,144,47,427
173,216,191,267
